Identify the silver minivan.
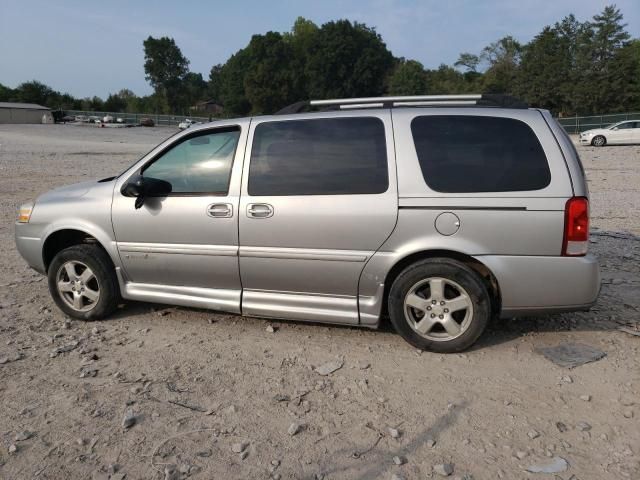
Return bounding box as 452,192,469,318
15,95,601,352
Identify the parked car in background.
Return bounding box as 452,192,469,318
139,117,155,127
179,118,201,130
102,115,114,123
15,94,600,352
579,120,640,146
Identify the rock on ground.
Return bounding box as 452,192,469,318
433,463,454,476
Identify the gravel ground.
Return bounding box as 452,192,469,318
0,124,638,480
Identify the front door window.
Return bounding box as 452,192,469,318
143,128,240,194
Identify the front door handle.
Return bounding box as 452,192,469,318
207,203,233,218
247,203,274,218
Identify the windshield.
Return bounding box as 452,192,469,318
607,121,627,130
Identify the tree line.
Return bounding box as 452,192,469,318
1,5,637,117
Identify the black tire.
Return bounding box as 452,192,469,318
48,244,119,321
591,135,606,147
388,258,491,353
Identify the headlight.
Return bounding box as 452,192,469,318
17,202,34,223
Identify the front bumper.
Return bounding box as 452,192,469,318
477,254,601,318
579,135,592,145
15,222,45,274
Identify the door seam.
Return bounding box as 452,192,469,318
237,117,253,314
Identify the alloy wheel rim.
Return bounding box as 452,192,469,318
593,136,604,146
56,261,100,312
403,277,473,341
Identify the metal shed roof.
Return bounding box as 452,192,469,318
0,102,50,110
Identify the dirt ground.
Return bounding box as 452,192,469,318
0,124,638,480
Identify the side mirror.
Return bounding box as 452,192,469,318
122,175,145,197
122,175,172,209
143,177,172,197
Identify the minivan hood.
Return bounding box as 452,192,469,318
37,180,97,202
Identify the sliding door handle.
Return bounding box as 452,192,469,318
246,203,274,218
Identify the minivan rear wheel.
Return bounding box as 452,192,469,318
48,244,119,321
388,258,490,352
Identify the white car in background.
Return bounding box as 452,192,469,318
178,118,200,130
579,120,640,146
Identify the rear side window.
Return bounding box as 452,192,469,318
411,115,551,193
248,117,388,196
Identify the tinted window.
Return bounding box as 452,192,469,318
248,117,388,196
143,128,240,194
411,116,551,193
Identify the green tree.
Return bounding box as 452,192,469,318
14,80,58,106
387,59,428,95
606,38,640,112
117,89,138,112
104,89,139,112
208,64,223,102
585,5,632,113
425,65,471,94
0,83,14,101
182,72,208,111
305,20,394,99
516,25,574,114
79,96,105,111
57,93,78,110
288,16,319,53
244,31,304,113
454,53,483,87
143,36,190,113
0,80,90,110
454,53,480,72
216,49,252,115
591,5,630,64
553,14,590,114
134,94,161,114
623,39,640,111
104,93,127,112
480,36,522,93
285,17,319,98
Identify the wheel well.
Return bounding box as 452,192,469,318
42,229,111,272
381,250,501,317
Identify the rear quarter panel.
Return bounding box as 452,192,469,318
358,108,577,323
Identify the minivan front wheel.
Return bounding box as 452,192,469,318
388,258,490,352
48,244,119,321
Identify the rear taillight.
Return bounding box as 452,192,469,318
562,197,589,256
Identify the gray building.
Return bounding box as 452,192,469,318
0,102,52,124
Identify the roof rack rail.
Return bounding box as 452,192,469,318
274,94,528,114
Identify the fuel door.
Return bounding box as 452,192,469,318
435,212,460,236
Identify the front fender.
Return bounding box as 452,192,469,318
39,220,121,270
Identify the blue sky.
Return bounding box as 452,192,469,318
1,0,638,98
